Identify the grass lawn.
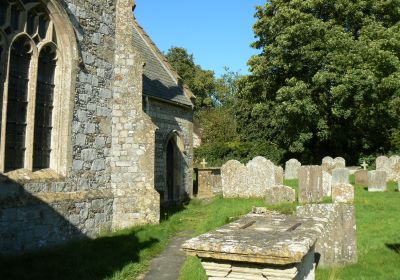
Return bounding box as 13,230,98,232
1,179,399,280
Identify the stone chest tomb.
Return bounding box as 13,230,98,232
182,210,325,280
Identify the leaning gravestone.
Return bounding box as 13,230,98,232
284,158,301,179
332,168,349,186
368,170,387,192
265,185,296,205
297,203,357,267
298,165,323,203
354,170,368,185
321,156,334,173
332,183,354,203
322,171,332,197
333,157,346,168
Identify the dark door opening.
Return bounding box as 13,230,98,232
166,139,174,201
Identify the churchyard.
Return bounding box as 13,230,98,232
1,156,400,280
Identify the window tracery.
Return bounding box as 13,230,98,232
0,0,61,173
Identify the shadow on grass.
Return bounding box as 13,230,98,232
0,229,158,280
386,243,400,254
160,203,186,222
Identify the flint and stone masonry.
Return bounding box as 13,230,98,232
0,0,194,255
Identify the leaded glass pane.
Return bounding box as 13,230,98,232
10,4,19,31
4,37,31,172
33,46,56,170
0,3,7,26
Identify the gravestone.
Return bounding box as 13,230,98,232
332,168,349,186
275,166,284,185
284,158,301,180
368,170,387,192
195,167,222,199
322,171,332,197
332,183,354,203
247,157,276,197
298,165,323,203
376,156,390,172
354,170,368,185
221,160,246,198
297,203,357,267
389,156,400,181
321,156,334,173
265,185,296,205
182,211,325,280
333,157,346,168
221,157,277,198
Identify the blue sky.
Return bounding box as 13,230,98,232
134,0,266,77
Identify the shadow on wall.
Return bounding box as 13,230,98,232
0,174,87,254
0,228,158,280
0,173,159,280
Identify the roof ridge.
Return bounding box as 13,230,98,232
132,15,195,101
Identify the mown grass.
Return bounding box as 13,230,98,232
179,179,400,280
1,179,399,280
317,180,400,280
0,197,294,280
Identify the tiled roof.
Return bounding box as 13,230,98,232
132,17,194,107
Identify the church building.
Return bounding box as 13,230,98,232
0,0,194,255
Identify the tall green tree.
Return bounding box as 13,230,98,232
237,0,400,163
165,47,216,110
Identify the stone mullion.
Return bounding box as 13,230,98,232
0,45,10,173
24,46,38,171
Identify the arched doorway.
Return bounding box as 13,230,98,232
165,132,184,202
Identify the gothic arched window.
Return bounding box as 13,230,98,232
0,0,75,174
33,45,56,170
4,37,32,171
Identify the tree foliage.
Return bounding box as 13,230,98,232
236,0,400,163
165,47,216,110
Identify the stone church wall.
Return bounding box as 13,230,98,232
146,99,193,202
0,0,160,255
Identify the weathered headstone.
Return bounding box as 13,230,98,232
265,185,296,205
333,157,346,168
221,160,246,198
368,170,387,192
321,156,334,172
275,166,284,185
389,155,400,181
221,157,278,198
376,156,390,172
246,157,276,197
354,170,368,185
298,165,323,203
332,183,354,203
195,167,222,199
332,168,349,186
322,171,332,197
297,203,357,267
284,158,301,179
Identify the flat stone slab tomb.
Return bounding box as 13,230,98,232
182,211,326,280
